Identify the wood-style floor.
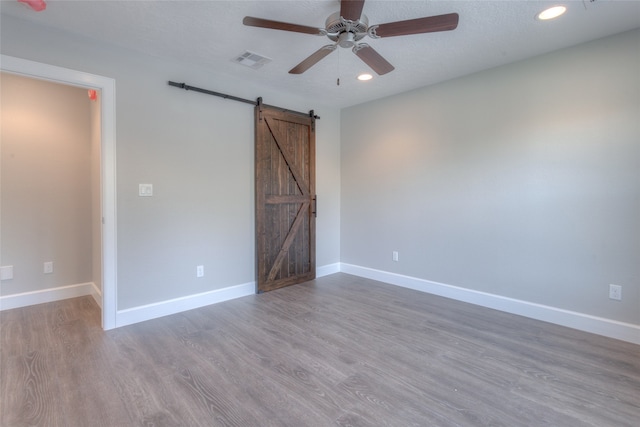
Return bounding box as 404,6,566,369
1,273,639,426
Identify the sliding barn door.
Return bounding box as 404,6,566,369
255,103,316,293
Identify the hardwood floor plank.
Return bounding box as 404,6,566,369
12,350,66,426
105,325,204,425
0,308,28,358
176,365,261,426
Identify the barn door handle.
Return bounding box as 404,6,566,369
312,195,317,218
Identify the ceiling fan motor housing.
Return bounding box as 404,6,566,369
326,11,368,48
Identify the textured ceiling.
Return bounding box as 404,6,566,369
2,0,639,108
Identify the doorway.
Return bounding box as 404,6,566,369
0,55,116,329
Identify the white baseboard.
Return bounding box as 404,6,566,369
115,263,342,327
2,265,637,345
0,282,99,311
0,263,341,328
340,263,640,345
90,285,103,309
317,262,341,278
115,281,255,328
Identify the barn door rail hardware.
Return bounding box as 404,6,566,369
168,81,320,120
168,81,256,105
256,97,320,121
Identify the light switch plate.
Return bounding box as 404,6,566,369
139,184,153,197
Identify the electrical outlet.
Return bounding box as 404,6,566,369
392,251,399,262
609,284,622,301
0,265,13,281
44,261,54,274
196,265,204,278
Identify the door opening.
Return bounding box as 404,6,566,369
0,55,117,329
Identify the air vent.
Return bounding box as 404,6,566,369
233,51,272,70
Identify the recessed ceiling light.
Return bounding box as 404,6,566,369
357,73,373,81
537,5,567,21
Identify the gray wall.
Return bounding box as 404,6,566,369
1,72,94,294
341,29,639,325
0,14,341,310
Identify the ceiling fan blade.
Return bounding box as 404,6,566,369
372,13,459,38
353,44,394,75
340,0,366,21
243,16,323,35
289,45,337,74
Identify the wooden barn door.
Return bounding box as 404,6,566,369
255,103,316,293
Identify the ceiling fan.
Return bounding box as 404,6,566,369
243,0,459,75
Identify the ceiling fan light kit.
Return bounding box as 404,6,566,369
243,0,458,76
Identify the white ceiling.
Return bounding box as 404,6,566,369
2,0,639,108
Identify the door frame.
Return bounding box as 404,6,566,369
1,55,117,330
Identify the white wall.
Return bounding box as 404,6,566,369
0,14,342,311
1,72,94,295
341,29,640,327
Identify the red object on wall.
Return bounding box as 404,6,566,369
88,89,98,101
18,0,46,12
